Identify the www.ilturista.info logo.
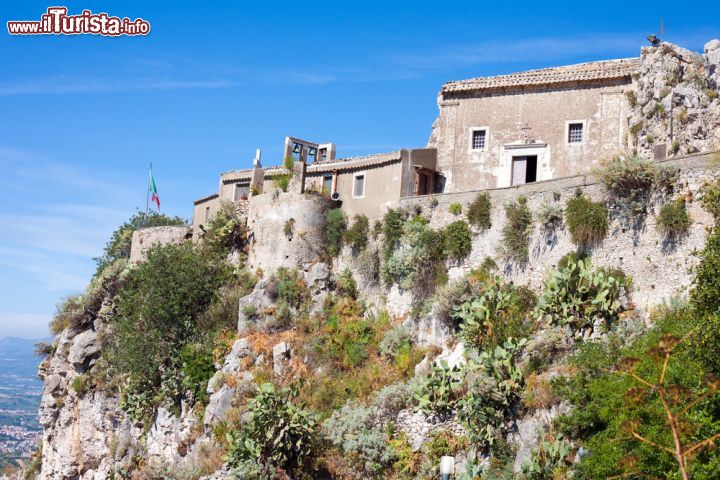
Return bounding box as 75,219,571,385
7,7,150,36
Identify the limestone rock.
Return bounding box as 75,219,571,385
509,402,572,473
305,262,330,293
223,337,254,373
67,329,100,371
204,385,237,426
237,282,273,332
273,341,291,375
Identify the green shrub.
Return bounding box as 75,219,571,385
323,402,396,475
271,267,308,309
451,277,535,350
382,216,444,290
554,311,720,479
501,196,533,262
382,208,407,260
227,383,318,476
71,374,89,395
442,220,472,261
204,201,246,254
701,179,720,223
379,326,413,360
414,360,462,415
449,202,462,215
536,201,564,232
657,197,691,237
565,195,608,247
107,243,230,409
325,208,347,256
689,226,720,374
93,211,185,277
535,258,624,331
457,338,526,447
467,192,492,230
336,269,358,299
344,214,369,253
273,174,292,192
597,155,678,216
179,342,215,405
49,295,85,335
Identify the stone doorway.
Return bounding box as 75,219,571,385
511,155,537,186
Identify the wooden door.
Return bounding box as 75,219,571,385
512,156,527,186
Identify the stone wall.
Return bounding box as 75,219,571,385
246,192,334,274
399,151,720,312
129,226,192,263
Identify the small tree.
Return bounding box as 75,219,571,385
325,208,347,256
616,333,720,480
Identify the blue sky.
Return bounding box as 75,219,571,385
0,1,716,338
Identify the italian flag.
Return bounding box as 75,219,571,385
149,167,160,210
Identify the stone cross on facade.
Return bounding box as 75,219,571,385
520,122,533,144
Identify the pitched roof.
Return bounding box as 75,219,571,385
307,150,403,173
442,58,640,94
221,166,290,183
193,193,219,204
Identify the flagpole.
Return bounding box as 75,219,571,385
145,162,152,225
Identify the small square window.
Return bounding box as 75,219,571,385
568,123,584,143
354,174,365,197
472,129,486,150
234,183,250,201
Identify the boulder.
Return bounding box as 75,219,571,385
223,337,254,373
305,262,330,292
204,385,236,426
67,329,100,371
273,342,292,375
237,282,274,332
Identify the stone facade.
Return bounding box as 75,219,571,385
246,191,334,274
429,59,638,192
128,225,191,263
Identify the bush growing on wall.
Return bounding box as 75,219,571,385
442,220,472,261
449,202,462,215
325,208,347,256
657,197,691,238
501,196,533,262
382,216,444,290
467,192,492,230
205,200,246,254
382,208,407,260
565,194,608,247
344,214,369,253
597,155,678,216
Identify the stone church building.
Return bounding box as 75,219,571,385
192,39,720,233
428,58,639,191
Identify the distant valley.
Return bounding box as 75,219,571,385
0,337,44,470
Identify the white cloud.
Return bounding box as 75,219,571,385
0,75,238,96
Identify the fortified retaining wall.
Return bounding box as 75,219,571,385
128,226,192,263
247,192,334,274
399,151,720,311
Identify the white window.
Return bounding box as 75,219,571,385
568,122,584,144
471,129,487,150
353,173,365,198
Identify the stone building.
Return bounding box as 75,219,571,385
191,40,720,234
428,58,639,192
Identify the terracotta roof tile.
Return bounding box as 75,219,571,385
442,58,640,94
307,150,403,172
